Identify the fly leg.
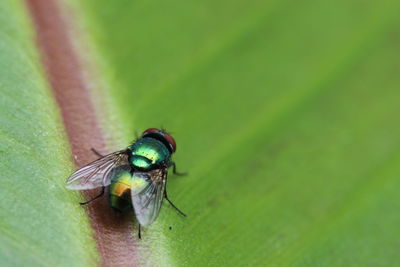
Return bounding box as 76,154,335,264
91,148,104,158
80,187,105,205
168,161,187,176
138,224,142,239
164,190,187,217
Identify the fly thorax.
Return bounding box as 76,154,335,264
129,137,171,170
130,155,152,170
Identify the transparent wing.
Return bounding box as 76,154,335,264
130,169,166,227
66,150,130,190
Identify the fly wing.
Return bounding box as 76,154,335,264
66,150,130,190
130,169,166,227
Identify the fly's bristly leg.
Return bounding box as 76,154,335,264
164,190,187,217
168,161,188,176
80,187,105,205
138,224,142,239
91,148,104,158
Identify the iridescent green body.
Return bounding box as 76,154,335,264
109,171,133,211
129,137,171,170
109,137,172,211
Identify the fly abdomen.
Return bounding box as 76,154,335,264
109,171,133,212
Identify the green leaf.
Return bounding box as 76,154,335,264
0,1,97,266
77,0,400,265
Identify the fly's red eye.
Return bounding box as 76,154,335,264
141,128,177,152
163,132,176,152
142,128,160,135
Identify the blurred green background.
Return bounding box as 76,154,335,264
79,0,400,266
1,0,400,266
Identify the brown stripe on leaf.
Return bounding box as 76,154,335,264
25,0,138,266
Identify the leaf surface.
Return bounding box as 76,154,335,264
0,1,97,266
13,0,400,266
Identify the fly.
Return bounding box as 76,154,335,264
66,128,186,238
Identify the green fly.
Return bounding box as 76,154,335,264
66,128,186,238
